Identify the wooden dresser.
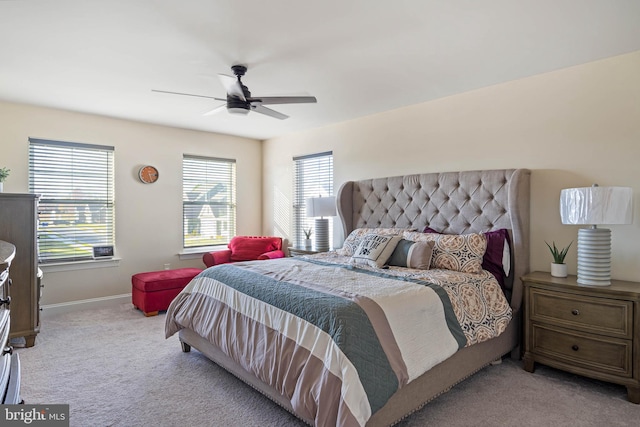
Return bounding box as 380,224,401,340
1,240,21,404
522,271,639,403
0,193,41,347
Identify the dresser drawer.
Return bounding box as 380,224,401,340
529,288,632,338
0,352,9,402
0,267,8,288
531,323,632,378
3,354,21,404
0,309,9,349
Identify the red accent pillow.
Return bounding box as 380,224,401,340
257,250,285,260
423,226,510,289
228,236,282,262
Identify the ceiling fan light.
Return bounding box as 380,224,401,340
227,107,249,115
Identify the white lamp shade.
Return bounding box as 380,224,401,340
305,196,336,218
560,186,633,225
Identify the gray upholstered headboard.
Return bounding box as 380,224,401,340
336,169,531,311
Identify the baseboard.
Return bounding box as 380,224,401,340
41,293,132,317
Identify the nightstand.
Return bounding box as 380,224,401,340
288,247,319,257
522,271,640,403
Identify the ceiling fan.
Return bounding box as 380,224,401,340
152,65,317,120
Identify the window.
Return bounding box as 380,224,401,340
183,155,236,248
292,151,334,248
28,138,115,263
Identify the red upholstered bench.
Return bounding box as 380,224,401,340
131,268,202,317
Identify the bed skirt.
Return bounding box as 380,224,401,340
177,311,520,427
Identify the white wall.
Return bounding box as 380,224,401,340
0,102,262,305
263,50,640,282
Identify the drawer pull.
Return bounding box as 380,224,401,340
571,344,579,352
571,309,580,316
0,296,9,306
2,346,13,356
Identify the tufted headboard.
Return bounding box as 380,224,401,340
336,169,531,311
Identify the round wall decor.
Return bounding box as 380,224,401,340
138,165,159,184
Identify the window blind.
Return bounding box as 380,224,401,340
292,151,334,248
28,138,115,263
183,155,236,248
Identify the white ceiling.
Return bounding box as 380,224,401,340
1,0,639,140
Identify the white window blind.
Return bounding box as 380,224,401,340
183,155,236,248
28,138,115,263
293,151,334,248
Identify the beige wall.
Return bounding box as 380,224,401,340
263,50,640,282
0,102,262,304
1,50,639,307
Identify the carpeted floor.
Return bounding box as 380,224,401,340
15,303,639,426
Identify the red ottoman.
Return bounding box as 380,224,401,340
131,268,202,316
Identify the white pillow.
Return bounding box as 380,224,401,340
337,227,412,256
350,234,401,268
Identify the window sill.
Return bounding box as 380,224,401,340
178,246,227,260
39,257,121,273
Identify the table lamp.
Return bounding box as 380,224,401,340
560,185,633,286
305,196,336,252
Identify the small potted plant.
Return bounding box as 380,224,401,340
303,228,313,250
546,241,572,278
0,167,10,193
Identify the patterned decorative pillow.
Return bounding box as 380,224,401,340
337,227,410,256
387,239,434,270
403,231,487,274
350,234,402,268
424,227,510,287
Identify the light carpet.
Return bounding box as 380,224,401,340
15,303,639,426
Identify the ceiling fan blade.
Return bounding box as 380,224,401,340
252,105,288,120
251,96,317,105
203,104,227,116
152,89,225,101
217,74,246,101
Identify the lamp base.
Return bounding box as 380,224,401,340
314,218,330,252
577,227,611,286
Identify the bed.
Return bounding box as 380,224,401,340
165,168,531,427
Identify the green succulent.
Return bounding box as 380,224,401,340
546,241,572,264
0,167,10,182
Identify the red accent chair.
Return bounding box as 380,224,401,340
202,236,285,268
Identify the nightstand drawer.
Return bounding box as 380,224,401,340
529,288,632,338
531,323,632,378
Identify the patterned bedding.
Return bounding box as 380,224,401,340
165,253,511,427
